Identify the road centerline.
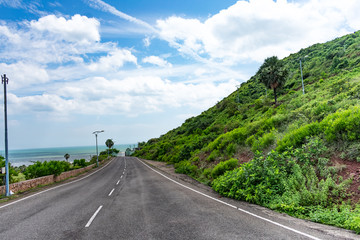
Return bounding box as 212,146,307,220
85,205,103,228
108,188,115,196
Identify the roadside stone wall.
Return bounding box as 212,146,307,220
0,163,95,195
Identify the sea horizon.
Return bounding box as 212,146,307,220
0,144,136,166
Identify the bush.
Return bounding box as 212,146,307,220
73,159,88,168
100,148,120,156
174,160,197,176
251,130,276,152
277,122,320,152
211,158,238,179
213,137,351,207
24,161,71,179
321,106,360,142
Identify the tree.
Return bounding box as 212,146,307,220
257,56,288,104
64,153,70,162
105,139,114,156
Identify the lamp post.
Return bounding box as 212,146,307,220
298,55,308,95
93,130,104,167
2,74,9,196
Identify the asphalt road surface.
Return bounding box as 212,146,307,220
0,157,358,240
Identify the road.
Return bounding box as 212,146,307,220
0,157,358,240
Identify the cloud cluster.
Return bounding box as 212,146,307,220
142,56,172,67
30,14,100,43
156,0,360,63
2,0,360,123
9,76,238,118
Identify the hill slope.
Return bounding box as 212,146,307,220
134,31,360,233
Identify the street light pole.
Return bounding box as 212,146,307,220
299,59,305,95
298,55,308,95
2,74,9,196
93,130,104,167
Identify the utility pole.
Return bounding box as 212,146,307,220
298,55,308,95
2,74,10,196
93,130,104,167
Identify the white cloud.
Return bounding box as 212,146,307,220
0,62,49,90
88,49,137,71
30,14,100,43
86,0,156,33
8,76,238,118
142,56,172,67
156,0,360,63
143,36,151,47
0,14,116,66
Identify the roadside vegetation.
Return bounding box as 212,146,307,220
134,31,360,233
0,146,119,185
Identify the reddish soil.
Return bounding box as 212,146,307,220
234,150,253,164
330,155,360,203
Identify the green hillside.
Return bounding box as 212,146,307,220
134,31,360,233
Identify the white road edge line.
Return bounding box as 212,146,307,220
85,205,103,228
137,158,322,240
120,175,123,179
0,160,114,210
116,180,120,185
108,188,115,196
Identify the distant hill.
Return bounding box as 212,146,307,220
134,31,360,233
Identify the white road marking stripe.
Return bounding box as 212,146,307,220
0,160,114,210
120,175,123,178
116,180,120,185
85,205,103,228
108,188,115,196
137,158,322,240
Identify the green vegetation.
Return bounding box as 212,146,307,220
24,160,72,179
0,147,120,187
0,156,20,185
134,31,360,233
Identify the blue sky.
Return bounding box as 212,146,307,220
0,0,359,150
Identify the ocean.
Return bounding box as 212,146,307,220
1,144,135,166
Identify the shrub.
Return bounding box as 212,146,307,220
207,150,220,162
211,158,238,179
73,159,88,168
174,160,197,176
24,160,71,179
251,130,276,152
321,106,360,142
226,143,236,156
277,122,320,152
213,137,351,208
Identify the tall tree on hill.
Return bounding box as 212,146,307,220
257,56,288,104
105,139,114,156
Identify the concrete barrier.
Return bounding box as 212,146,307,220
0,163,96,195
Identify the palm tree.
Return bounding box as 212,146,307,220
257,56,288,105
64,153,70,162
105,139,114,156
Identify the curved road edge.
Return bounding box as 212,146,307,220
136,157,360,240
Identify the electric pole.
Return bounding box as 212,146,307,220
2,74,10,196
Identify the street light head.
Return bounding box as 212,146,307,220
93,130,104,134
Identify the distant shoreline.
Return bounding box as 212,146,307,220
1,144,135,166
